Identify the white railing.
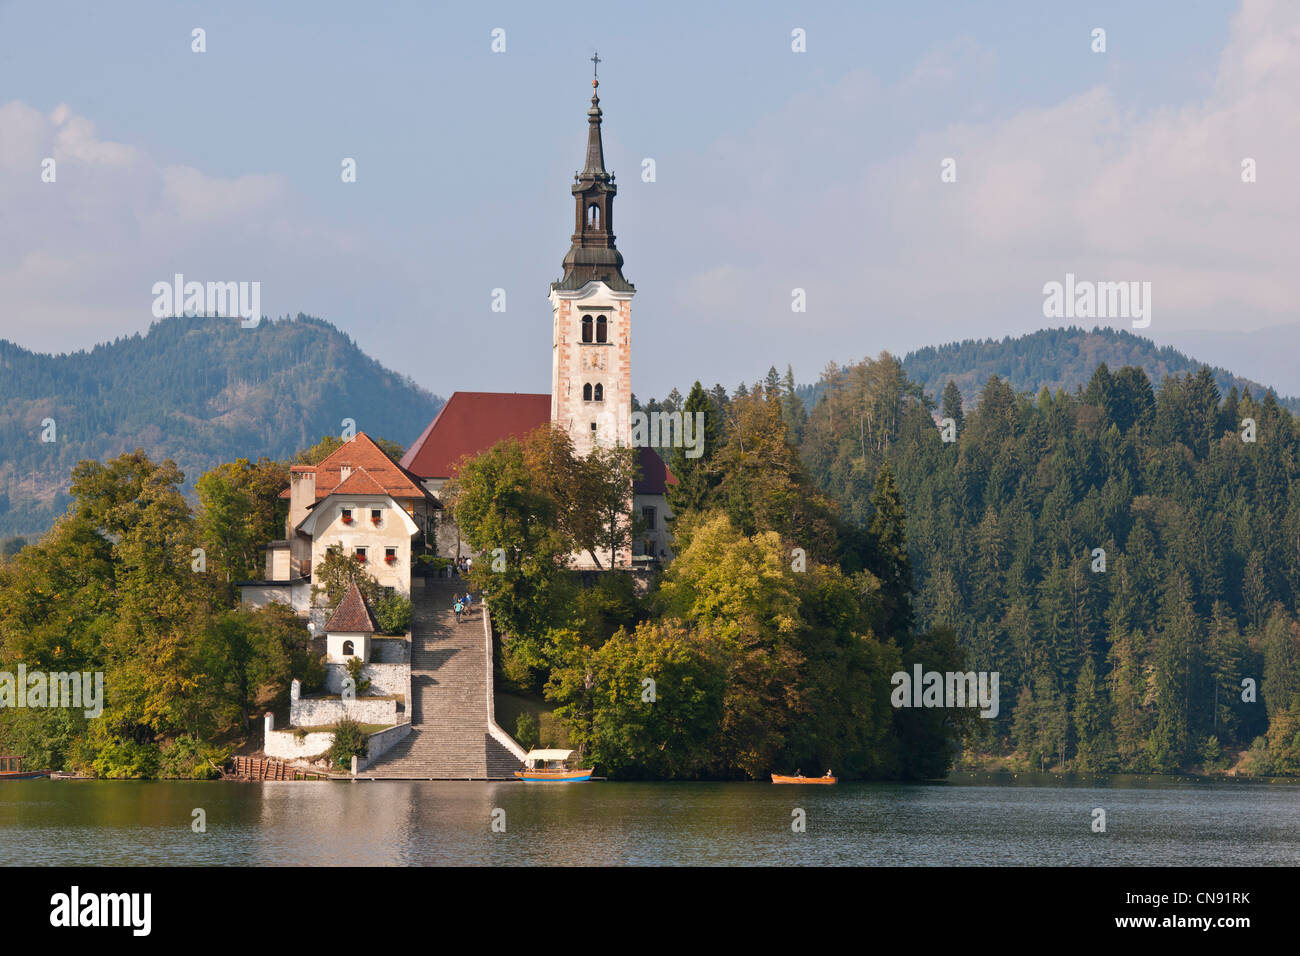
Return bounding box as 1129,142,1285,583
351,722,413,774
482,600,527,761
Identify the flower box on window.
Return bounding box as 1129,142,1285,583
341,509,354,525
355,550,367,564
384,552,397,565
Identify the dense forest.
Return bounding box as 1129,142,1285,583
0,314,444,537
648,357,1300,775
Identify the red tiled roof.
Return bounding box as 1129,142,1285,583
401,391,678,493
635,446,678,495
290,432,431,501
401,392,551,479
325,581,378,633
331,467,388,497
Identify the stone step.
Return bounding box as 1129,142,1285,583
360,581,522,779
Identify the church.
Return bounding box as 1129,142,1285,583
400,64,675,569
243,65,675,614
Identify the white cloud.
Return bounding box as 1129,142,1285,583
659,0,1299,383
0,99,368,352
159,166,286,224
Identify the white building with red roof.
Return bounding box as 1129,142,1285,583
240,431,438,614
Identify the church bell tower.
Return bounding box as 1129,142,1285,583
550,54,634,459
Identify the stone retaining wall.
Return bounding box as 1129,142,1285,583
370,637,410,663
323,662,408,698
353,722,413,773
265,729,335,761
290,695,397,727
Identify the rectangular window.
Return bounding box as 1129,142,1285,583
355,547,367,563
341,508,353,524
385,547,397,564
371,508,382,524
642,506,657,530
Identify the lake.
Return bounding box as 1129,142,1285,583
2,773,1298,866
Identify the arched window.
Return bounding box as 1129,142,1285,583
342,640,355,656
581,314,593,343
596,314,608,343
583,383,593,401
594,383,604,402
588,203,601,228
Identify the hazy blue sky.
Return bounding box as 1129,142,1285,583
3,0,1297,398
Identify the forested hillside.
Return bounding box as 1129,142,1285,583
797,355,1300,773
0,315,444,537
648,354,1300,775
795,327,1300,417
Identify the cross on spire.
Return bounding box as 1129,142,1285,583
591,50,601,83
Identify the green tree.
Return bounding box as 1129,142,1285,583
1072,654,1114,771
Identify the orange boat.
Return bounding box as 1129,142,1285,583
515,749,594,782
771,772,837,784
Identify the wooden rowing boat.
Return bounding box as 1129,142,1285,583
771,773,837,784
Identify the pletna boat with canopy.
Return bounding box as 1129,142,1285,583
515,749,594,782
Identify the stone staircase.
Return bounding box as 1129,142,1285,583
360,578,523,779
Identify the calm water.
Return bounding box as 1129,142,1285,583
2,774,1298,866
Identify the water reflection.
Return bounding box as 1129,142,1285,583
2,775,1298,866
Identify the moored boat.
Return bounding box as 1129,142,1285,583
0,755,49,780
515,749,594,782
771,772,837,784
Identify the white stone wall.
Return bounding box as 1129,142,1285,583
239,583,291,610
369,637,409,664
239,580,313,617
323,662,408,698
289,579,311,616
265,729,335,761
290,695,397,728
352,723,413,773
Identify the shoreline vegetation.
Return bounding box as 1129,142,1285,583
4,357,1300,781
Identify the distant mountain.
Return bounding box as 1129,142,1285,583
0,315,444,537
1154,323,1300,399
796,327,1299,414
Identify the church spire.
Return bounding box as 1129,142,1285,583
583,51,608,180
555,53,633,293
